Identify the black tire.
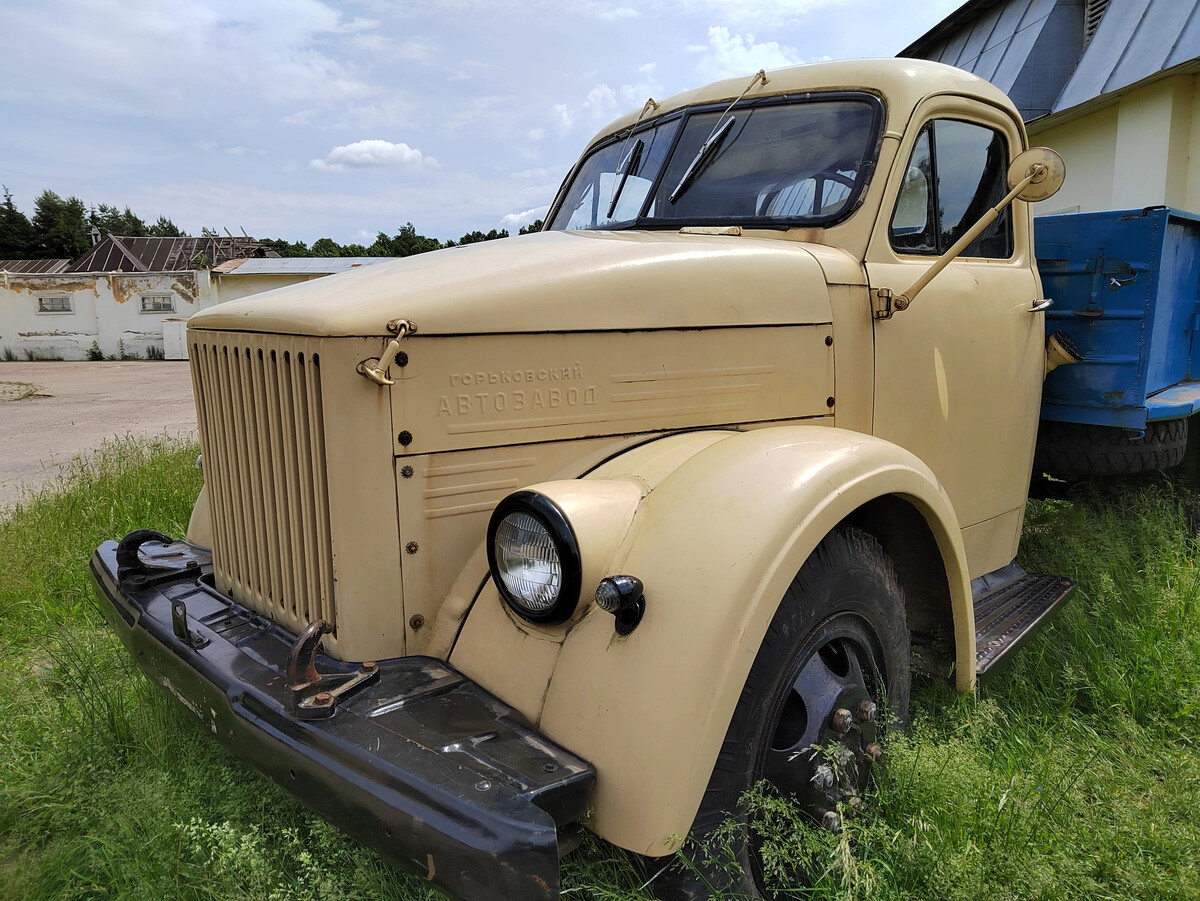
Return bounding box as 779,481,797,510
657,526,910,900
1034,419,1188,478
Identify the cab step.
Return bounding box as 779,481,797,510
972,564,1074,675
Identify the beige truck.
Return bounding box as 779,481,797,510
91,58,1076,900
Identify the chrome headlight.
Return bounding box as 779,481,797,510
487,491,582,624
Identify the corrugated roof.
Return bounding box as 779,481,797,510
901,0,1200,121
1054,0,1200,111
0,258,70,274
66,235,280,273
211,257,397,275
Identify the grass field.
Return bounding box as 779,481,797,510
2,439,1198,900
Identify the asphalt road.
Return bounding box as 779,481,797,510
0,361,196,511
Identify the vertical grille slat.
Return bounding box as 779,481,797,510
230,347,266,602
249,349,284,612
307,355,336,625
279,351,307,629
261,350,290,616
191,334,336,636
216,345,252,597
293,355,321,628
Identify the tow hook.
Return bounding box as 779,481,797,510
286,619,380,720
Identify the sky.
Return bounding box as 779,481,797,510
0,0,964,245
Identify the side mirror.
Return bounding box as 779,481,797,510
1007,147,1066,202
874,146,1066,320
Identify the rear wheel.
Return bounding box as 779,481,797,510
659,527,910,899
1034,418,1188,477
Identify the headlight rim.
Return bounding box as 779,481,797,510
487,490,583,625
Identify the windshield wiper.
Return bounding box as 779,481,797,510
669,115,736,205
607,139,644,219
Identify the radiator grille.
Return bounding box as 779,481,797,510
191,334,336,635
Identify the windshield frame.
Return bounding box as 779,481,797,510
545,90,886,233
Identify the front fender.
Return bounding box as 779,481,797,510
455,427,972,856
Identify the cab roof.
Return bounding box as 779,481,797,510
589,58,1019,147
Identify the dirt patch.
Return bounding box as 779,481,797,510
0,361,196,511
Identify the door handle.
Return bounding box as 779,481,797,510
1031,298,1053,313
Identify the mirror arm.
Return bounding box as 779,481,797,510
875,164,1045,320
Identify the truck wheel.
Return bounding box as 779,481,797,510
1033,419,1188,477
659,526,909,900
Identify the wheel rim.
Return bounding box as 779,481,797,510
750,614,887,887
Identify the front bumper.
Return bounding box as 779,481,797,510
90,536,594,901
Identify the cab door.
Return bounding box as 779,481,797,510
865,103,1045,579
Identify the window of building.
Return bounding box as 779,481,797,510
140,294,175,313
37,295,72,313
889,118,1012,259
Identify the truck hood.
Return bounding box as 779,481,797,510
191,230,846,336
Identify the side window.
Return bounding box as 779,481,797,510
890,119,1012,259
890,128,935,252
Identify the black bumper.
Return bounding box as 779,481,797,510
90,538,594,901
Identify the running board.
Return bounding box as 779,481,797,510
973,565,1074,675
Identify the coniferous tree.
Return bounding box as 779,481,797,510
32,190,89,259
148,215,184,237
0,186,34,257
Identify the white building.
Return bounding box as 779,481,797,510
0,235,394,361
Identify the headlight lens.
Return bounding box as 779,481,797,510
494,511,562,612
487,491,582,624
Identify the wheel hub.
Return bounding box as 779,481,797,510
761,635,883,830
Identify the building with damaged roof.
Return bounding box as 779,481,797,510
0,235,394,361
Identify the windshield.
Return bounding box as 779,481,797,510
547,95,881,231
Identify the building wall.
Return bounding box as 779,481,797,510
0,270,212,360
0,269,335,361
209,272,326,305
1031,72,1199,214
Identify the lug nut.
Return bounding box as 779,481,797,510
857,699,877,722
832,708,853,734
821,810,842,833
812,764,834,789
864,742,883,764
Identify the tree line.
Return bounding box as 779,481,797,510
259,220,542,259
0,187,184,259
0,186,542,263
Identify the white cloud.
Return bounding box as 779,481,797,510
310,140,437,171
692,26,805,80
552,104,575,134
578,62,664,128
585,84,619,121
499,206,550,231
282,109,318,126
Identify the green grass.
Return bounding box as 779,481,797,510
0,381,37,402
2,445,1199,900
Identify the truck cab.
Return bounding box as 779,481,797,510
91,58,1073,900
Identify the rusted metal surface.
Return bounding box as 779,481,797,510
91,538,595,901
67,235,277,273
0,259,70,274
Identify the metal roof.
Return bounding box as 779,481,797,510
901,0,1200,121
211,257,397,275
0,258,70,274
66,235,279,273
1055,0,1200,111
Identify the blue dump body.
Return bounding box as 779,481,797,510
1038,207,1200,432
